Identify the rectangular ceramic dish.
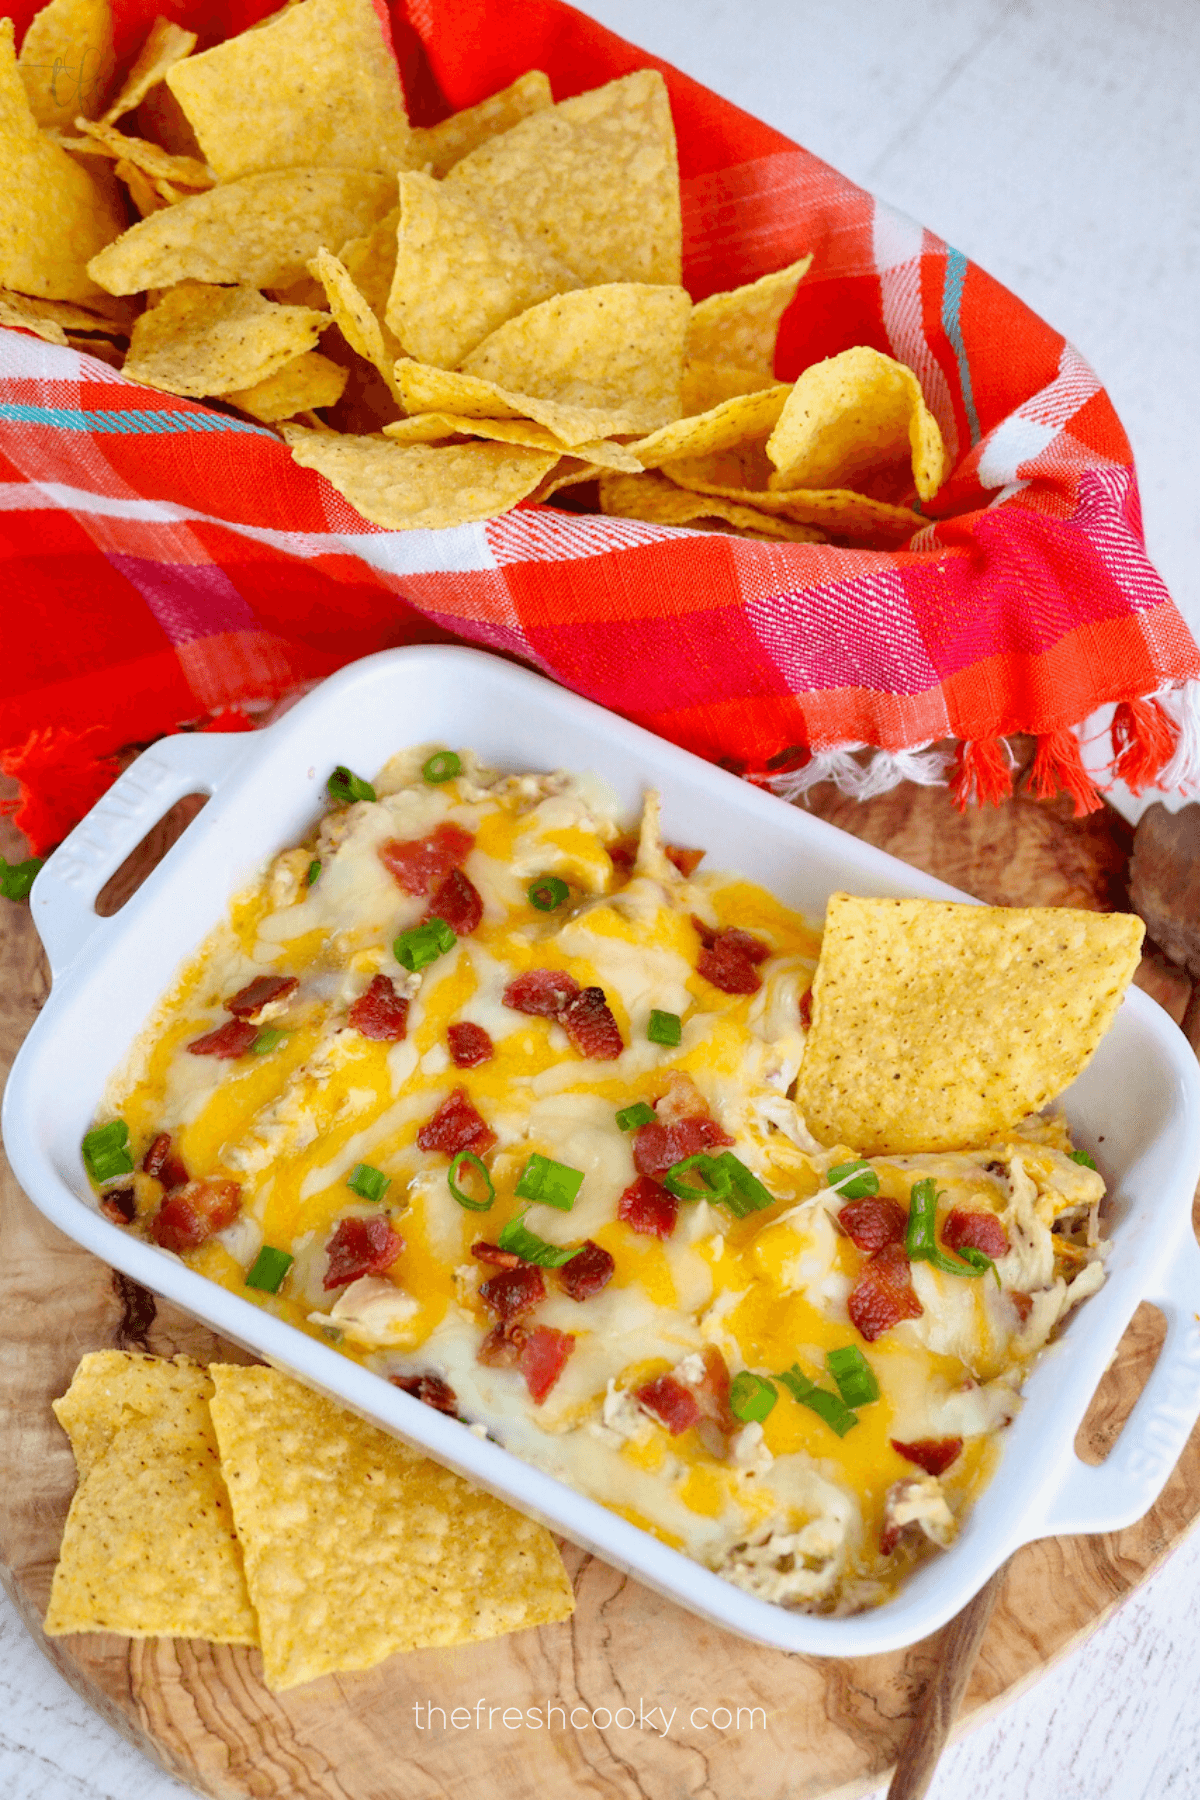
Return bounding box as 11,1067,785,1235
6,644,1200,1658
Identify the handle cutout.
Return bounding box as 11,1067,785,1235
1073,1301,1166,1466
94,794,209,918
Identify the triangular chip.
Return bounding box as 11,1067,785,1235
599,469,825,540
125,281,329,396
0,288,124,345
680,357,777,416
165,0,411,181
70,114,213,187
87,168,395,294
338,204,399,324
208,1364,574,1691
386,170,577,370
395,359,652,451
630,384,790,470
383,411,640,469
283,425,557,529
445,69,681,287
795,895,1145,1155
410,70,552,178
223,349,347,420
767,345,948,502
17,0,114,126
309,245,402,401
113,155,166,216
101,16,195,124
687,256,813,378
661,454,923,546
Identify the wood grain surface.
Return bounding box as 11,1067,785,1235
1,743,1197,1800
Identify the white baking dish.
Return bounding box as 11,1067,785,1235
5,645,1200,1658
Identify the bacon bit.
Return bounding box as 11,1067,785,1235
323,1215,404,1289
426,866,483,935
799,989,813,1031
379,822,475,896
391,1373,458,1417
633,1115,734,1180
477,1320,526,1367
560,985,624,1059
349,974,410,1041
689,916,770,962
143,1132,187,1190
150,1178,242,1253
943,1209,1010,1260
636,1374,702,1436
666,844,705,878
416,1087,496,1156
891,1437,963,1478
847,1242,924,1342
187,1018,258,1058
519,1325,575,1404
448,1021,493,1068
226,974,298,1018
99,1186,136,1225
557,1240,615,1300
479,1263,545,1320
1010,1290,1034,1325
839,1197,908,1253
697,938,764,995
502,969,581,1016
692,1345,739,1444
618,1174,679,1239
471,1241,523,1268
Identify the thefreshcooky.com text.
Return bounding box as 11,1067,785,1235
412,1699,766,1735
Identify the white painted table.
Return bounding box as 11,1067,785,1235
4,1,1198,1794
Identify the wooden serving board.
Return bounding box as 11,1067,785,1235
2,743,1198,1800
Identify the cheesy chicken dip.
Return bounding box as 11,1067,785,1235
83,747,1134,1613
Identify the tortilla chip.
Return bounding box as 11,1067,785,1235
396,360,631,451
309,246,402,401
46,1353,258,1643
383,411,641,470
680,357,778,416
17,0,114,126
386,169,577,370
630,384,791,470
0,287,124,344
112,155,163,215
409,70,552,178
87,168,394,295
767,345,948,502
101,17,196,124
283,425,557,529
338,204,399,324
661,455,923,546
599,469,825,540
70,113,212,186
208,1364,574,1691
223,349,347,420
445,69,681,287
687,256,813,378
124,281,329,397
796,895,1145,1155
165,0,411,182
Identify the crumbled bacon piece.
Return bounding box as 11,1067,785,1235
1010,1290,1034,1325
557,1240,615,1300
416,1087,496,1156
323,1215,404,1289
697,937,766,995
448,1021,493,1068
891,1437,963,1478
226,974,298,1018
100,1186,136,1225
477,1320,526,1368
478,1263,545,1320
839,1197,908,1253
560,985,624,1059
636,1374,702,1436
503,969,581,1016
379,822,475,896
150,1178,242,1252
666,844,705,878
690,916,770,961
632,1115,734,1179
143,1132,187,1190
392,1373,458,1417
847,1242,924,1342
349,974,410,1041
943,1209,1010,1260
426,866,483,935
799,988,813,1031
187,1018,258,1058
691,1345,739,1447
471,1241,523,1268
519,1325,574,1403
618,1174,679,1239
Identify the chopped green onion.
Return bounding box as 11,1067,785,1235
826,1159,880,1199
250,1026,287,1055
905,1177,993,1278
1068,1149,1097,1170
662,1152,733,1201
423,750,461,784
0,855,42,901
825,1345,880,1408
528,876,569,912
514,1152,584,1210
306,858,321,886
616,1101,656,1132
710,1151,776,1218
245,1246,293,1293
730,1370,777,1424
647,1009,682,1047
327,765,376,806
496,1213,583,1267
775,1365,859,1437
448,1150,495,1212
82,1119,134,1185
394,917,456,972
347,1162,390,1203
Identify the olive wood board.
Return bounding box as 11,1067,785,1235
1,744,1197,1800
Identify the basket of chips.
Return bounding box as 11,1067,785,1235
1,0,1199,858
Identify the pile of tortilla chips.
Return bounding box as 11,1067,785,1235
0,0,949,536
46,1352,574,1691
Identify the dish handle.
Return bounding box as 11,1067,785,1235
28,734,251,980
1036,1227,1200,1540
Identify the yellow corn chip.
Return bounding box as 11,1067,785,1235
680,357,778,416
0,22,124,301
165,0,412,182
17,0,114,126
223,349,347,421
71,113,213,186
445,68,681,287
283,425,557,530
308,246,402,402
113,155,165,215
46,1353,258,1644
386,170,577,370
662,454,923,546
796,895,1145,1155
383,411,641,470
101,16,196,124
630,384,791,469
599,469,825,540
396,359,643,452
124,281,329,397
87,168,394,295
338,204,399,324
0,287,123,344
767,345,948,502
208,1365,574,1691
409,70,552,178
686,256,813,378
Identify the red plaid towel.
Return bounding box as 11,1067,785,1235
3,0,1199,856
